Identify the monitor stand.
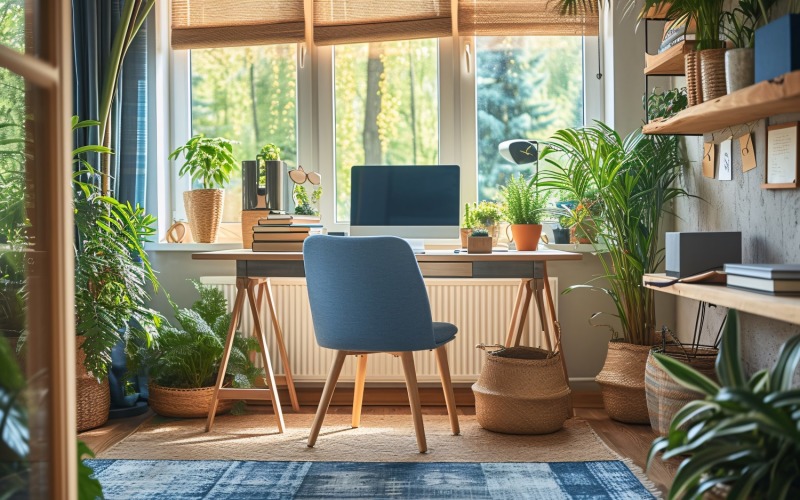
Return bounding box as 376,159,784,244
404,239,425,254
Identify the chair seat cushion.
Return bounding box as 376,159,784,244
433,322,458,345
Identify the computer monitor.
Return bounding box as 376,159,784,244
350,165,460,244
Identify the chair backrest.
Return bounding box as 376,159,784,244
303,235,436,352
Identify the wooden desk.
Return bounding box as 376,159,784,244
193,249,582,432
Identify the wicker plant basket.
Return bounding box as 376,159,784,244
148,383,233,418
76,336,110,432
685,51,703,106
700,48,728,102
645,345,718,435
595,342,651,424
183,189,224,243
241,209,269,249
473,346,571,434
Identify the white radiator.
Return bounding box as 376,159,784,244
200,277,557,383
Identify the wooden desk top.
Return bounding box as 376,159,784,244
192,248,583,263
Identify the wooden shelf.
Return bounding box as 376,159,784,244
644,273,800,326
643,70,800,135
644,40,696,76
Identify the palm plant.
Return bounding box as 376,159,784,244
132,282,262,391
649,310,800,499
539,123,688,345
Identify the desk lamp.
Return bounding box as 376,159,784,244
498,139,538,175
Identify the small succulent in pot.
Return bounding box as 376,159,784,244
471,228,489,237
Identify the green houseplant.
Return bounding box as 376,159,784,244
131,282,263,418
649,310,800,499
499,174,549,251
461,201,503,247
293,184,322,216
169,134,238,243
539,122,688,423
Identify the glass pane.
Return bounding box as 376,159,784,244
0,0,25,53
476,36,584,201
334,39,439,222
191,45,298,222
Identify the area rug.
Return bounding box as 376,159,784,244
86,459,658,499
99,414,619,463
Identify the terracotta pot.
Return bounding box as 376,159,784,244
76,336,110,432
183,189,224,243
509,224,543,251
459,228,471,248
595,342,651,424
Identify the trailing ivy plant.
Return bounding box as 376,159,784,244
649,309,800,499
645,87,688,122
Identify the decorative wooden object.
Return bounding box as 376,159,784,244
644,41,697,76
241,209,269,249
643,70,800,135
763,121,799,189
467,236,492,254
166,221,192,243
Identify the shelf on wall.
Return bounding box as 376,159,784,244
644,273,800,326
642,3,672,20
644,40,695,76
643,70,800,135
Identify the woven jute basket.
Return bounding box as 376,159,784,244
685,51,703,106
645,345,718,435
148,383,233,418
241,209,269,249
76,336,110,432
700,48,728,102
595,342,651,424
183,189,224,243
473,346,571,435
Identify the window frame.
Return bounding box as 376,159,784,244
158,26,604,245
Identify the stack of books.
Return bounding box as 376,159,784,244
724,264,800,295
251,214,323,252
659,19,696,53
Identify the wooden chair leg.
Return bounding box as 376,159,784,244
435,345,460,436
352,355,368,428
400,352,427,453
308,350,348,448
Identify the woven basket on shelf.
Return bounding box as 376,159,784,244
76,336,110,432
700,48,728,102
595,342,651,424
183,189,224,243
645,345,718,435
685,51,703,106
241,209,269,249
148,383,234,418
473,346,571,435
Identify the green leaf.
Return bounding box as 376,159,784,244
717,310,747,389
653,353,720,396
77,441,103,500
771,334,800,392
669,445,755,500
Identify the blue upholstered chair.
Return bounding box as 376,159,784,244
303,235,460,453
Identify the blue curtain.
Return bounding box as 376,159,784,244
72,0,150,209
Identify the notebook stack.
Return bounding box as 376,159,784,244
724,264,800,295
251,214,323,252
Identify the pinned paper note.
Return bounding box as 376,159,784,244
739,133,756,172
719,138,733,181
703,142,715,178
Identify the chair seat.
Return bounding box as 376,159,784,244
433,322,458,346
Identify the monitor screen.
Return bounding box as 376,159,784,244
350,165,460,239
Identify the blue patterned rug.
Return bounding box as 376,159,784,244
86,459,657,499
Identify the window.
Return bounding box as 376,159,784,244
333,39,439,222
476,36,584,202
190,44,298,222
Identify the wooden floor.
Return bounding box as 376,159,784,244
80,403,678,495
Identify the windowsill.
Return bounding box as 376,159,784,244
144,242,243,252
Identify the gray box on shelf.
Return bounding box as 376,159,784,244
665,232,742,278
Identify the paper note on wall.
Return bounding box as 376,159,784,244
739,133,756,172
718,139,733,181
703,142,715,178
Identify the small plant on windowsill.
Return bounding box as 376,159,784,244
293,184,322,216
467,228,493,254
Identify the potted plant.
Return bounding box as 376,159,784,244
467,228,493,254
648,310,800,498
169,134,238,243
723,1,777,92
540,122,688,423
131,282,263,418
473,201,504,246
460,203,478,248
72,118,162,431
499,174,550,251
553,215,572,244
293,184,322,216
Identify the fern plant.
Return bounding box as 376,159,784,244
499,174,550,225
132,282,263,390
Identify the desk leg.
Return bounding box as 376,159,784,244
506,279,533,348
263,279,300,412
537,266,573,416
206,278,246,432
248,279,285,433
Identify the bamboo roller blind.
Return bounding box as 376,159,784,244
171,0,598,49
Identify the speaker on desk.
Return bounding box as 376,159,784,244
665,232,742,278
